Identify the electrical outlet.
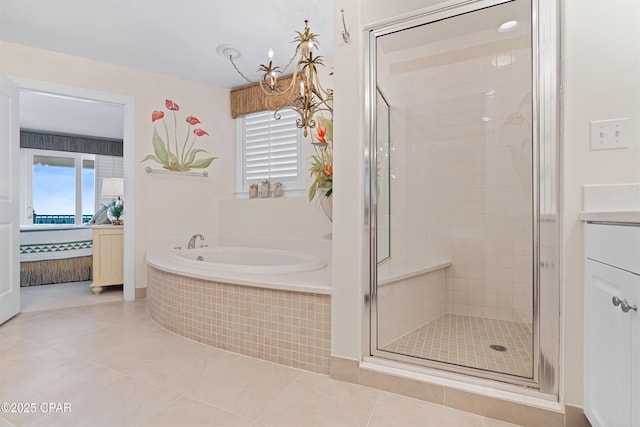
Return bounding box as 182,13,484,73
590,118,629,151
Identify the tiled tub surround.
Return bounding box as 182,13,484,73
145,238,332,374
147,267,331,374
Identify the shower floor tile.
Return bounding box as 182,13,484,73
380,313,533,378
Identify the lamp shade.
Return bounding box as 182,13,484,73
102,177,124,198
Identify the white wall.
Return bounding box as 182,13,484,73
217,197,331,239
562,0,640,406
331,0,365,359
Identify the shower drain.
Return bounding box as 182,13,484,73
489,344,508,352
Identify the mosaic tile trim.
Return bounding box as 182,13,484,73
20,240,92,254
147,266,331,374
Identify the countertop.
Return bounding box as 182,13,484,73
579,211,640,224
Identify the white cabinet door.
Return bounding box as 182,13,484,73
585,259,640,427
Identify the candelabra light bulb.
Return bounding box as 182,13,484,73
268,48,274,59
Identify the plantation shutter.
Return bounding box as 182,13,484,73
240,109,303,192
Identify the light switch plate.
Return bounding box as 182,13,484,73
590,118,629,151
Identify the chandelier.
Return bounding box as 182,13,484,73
223,20,333,138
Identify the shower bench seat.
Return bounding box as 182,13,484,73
377,256,451,286
376,257,451,347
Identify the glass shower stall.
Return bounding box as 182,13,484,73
367,0,559,391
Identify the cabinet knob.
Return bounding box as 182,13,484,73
621,299,637,313
612,296,637,313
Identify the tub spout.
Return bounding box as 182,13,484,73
188,233,205,249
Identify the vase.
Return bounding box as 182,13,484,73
319,192,333,222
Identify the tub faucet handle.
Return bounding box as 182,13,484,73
188,233,205,249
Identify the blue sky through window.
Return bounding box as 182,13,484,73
33,164,94,216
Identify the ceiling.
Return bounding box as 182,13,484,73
20,90,126,139
0,0,333,139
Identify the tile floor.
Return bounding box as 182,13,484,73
381,313,533,378
0,301,522,426
20,281,123,313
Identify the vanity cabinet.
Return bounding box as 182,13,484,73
584,223,640,427
90,225,124,295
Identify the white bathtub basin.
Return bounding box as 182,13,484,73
170,246,326,274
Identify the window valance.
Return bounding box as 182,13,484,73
20,130,123,157
230,75,297,118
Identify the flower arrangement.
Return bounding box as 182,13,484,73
142,99,216,171
103,200,124,225
308,116,333,202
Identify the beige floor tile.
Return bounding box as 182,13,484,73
0,356,123,426
0,345,88,389
0,309,112,346
258,372,380,427
83,331,196,375
183,356,301,420
21,281,122,313
139,396,254,427
1,301,532,427
482,417,524,427
369,391,486,427
26,376,179,427
61,300,166,333
0,334,43,360
46,320,161,357
131,342,240,394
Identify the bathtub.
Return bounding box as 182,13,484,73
170,246,326,274
146,238,332,373
147,238,331,294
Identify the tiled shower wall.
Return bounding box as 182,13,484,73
381,15,533,323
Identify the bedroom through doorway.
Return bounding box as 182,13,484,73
18,89,127,312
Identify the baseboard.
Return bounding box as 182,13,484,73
330,355,567,427
134,287,147,300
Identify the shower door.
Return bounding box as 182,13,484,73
369,0,548,384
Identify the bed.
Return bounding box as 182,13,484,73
19,224,93,286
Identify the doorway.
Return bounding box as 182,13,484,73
13,78,136,312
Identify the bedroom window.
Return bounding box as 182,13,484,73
236,109,305,197
21,149,96,225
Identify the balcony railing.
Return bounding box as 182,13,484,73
33,214,92,224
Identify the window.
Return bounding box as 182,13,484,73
236,109,304,196
23,150,95,225
20,148,122,225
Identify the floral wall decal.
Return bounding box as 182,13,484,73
142,99,217,171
